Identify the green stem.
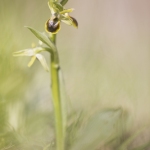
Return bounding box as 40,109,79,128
50,33,56,44
50,34,65,150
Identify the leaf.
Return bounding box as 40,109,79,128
25,26,56,53
70,108,123,150
36,54,49,72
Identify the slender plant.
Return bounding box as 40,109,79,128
13,1,134,150
13,0,78,150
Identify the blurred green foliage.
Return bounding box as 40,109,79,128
0,1,53,149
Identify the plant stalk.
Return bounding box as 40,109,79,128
50,34,65,150
49,0,69,149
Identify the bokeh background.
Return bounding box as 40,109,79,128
1,0,150,149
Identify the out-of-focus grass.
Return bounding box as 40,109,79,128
0,1,54,149
1,0,150,149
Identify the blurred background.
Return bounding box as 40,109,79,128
0,0,150,149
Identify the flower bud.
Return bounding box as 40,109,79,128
70,16,78,28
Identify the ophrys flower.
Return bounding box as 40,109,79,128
45,1,78,34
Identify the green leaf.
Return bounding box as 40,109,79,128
71,108,123,150
25,26,56,53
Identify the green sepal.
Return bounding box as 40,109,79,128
36,54,49,72
53,2,63,12
28,56,36,67
60,0,68,6
13,49,34,57
25,26,56,53
48,1,55,14
13,47,46,57
48,1,63,14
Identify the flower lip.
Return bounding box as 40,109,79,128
46,17,60,34
70,16,78,28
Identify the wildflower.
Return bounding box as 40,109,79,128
13,47,49,72
45,1,78,34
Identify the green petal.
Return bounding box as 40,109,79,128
36,54,49,72
60,8,74,14
28,56,36,67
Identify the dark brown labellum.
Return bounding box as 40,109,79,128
46,17,60,33
70,16,78,28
